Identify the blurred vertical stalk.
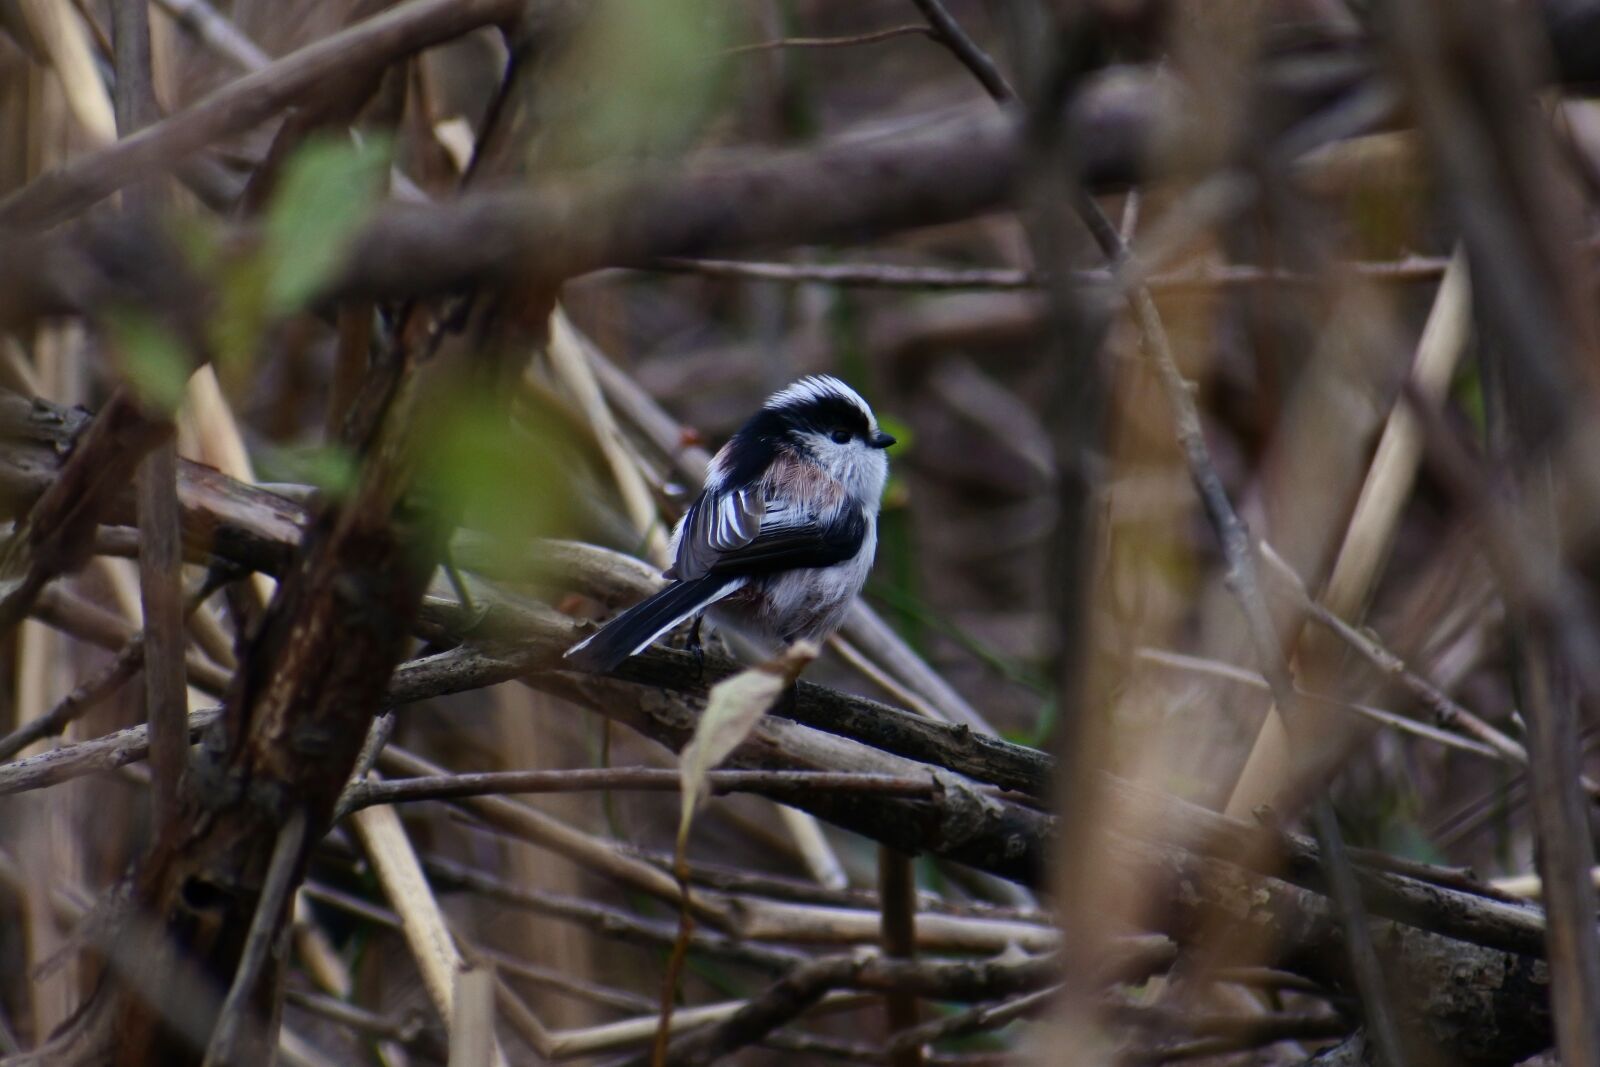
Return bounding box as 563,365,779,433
1383,2,1600,1065
995,3,1116,1059
116,0,186,826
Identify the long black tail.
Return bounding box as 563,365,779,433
563,575,738,673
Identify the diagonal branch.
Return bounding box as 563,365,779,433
0,389,172,637
0,0,526,229
909,0,1016,102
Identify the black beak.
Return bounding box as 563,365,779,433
869,430,896,449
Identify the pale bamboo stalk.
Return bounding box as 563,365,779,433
830,632,946,720
179,365,277,606
1492,867,1600,899
776,804,849,890
291,892,352,998
378,746,703,917
15,0,115,144
449,965,496,1067
350,794,508,1067
545,310,670,566
3,333,142,625
1225,248,1472,818
544,992,865,1057
729,899,1057,953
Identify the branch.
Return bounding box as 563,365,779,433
0,580,1555,963
0,390,172,636
0,569,230,761
0,54,1405,325
909,0,1015,102
1119,830,1551,1065
122,0,190,831
151,0,270,73
201,810,307,1067
340,767,949,811
721,25,935,57
658,951,1063,1066
0,0,525,228
650,254,1455,291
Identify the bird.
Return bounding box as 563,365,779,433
564,375,895,673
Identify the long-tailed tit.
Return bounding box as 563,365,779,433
565,375,895,672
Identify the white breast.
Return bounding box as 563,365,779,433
712,514,877,647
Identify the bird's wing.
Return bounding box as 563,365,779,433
709,497,867,574
671,485,766,580
673,489,866,580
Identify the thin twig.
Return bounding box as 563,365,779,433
152,0,270,72
136,440,186,823
1114,1005,1350,1065
476,945,655,1015
909,0,1015,102
400,855,805,972
0,571,227,761
664,957,862,1066
0,706,224,796
202,809,307,1067
1133,647,1505,761
722,25,935,57
1257,542,1549,772
886,987,1056,1057
651,255,1454,291
283,988,426,1045
341,767,945,811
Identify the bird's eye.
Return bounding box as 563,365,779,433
830,429,852,445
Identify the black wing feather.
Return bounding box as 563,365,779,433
706,504,866,575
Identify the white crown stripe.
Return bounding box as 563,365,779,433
765,375,876,429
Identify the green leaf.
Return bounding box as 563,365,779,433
108,309,189,414
413,390,578,547
261,135,390,316
256,442,360,501
544,0,731,164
